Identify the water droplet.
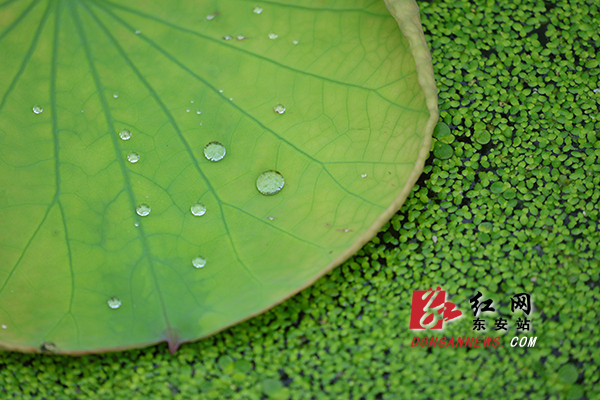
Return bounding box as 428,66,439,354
236,35,245,40
268,217,274,221
206,14,215,20
253,6,263,14
229,97,233,101
223,35,233,40
219,89,224,93
204,141,226,162
127,152,140,163
186,109,190,112
274,104,286,114
292,40,299,45
32,105,43,114
196,110,202,114
1,324,6,329
432,235,438,243
113,92,119,98
344,228,350,233
81,109,84,113
268,33,278,40
594,88,600,93
191,100,194,103
134,222,139,227
119,129,132,140
191,203,207,216
108,297,121,309
136,204,151,217
192,256,207,268
135,30,141,34
40,342,58,353
256,170,285,195
361,173,367,178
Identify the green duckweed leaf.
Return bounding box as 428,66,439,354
0,0,437,353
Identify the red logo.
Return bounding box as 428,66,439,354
409,287,462,329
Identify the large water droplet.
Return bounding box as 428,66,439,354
127,152,140,163
253,6,263,14
119,129,132,140
191,203,207,216
32,105,43,114
136,204,151,216
192,256,207,268
256,170,285,195
204,141,226,162
274,104,286,114
108,297,121,309
268,33,278,40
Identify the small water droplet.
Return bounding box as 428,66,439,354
219,89,224,93
136,204,151,217
344,228,350,233
268,217,274,221
192,256,207,268
191,100,194,103
191,203,207,216
135,30,141,34
134,222,139,227
256,170,285,195
1,324,6,329
236,35,245,40
432,235,438,243
113,92,119,98
127,152,140,163
223,35,233,40
32,105,43,114
206,14,215,20
229,97,233,101
81,109,84,113
361,173,367,178
196,110,202,114
204,141,226,161
108,297,121,309
119,129,132,140
186,109,190,112
292,40,299,45
274,104,286,114
268,33,278,40
594,88,600,93
253,6,263,14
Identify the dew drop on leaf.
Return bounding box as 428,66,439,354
135,30,141,35
191,203,207,217
107,297,121,309
136,204,151,217
253,6,263,14
113,92,119,98
292,40,299,45
204,141,226,162
256,170,285,195
273,104,286,114
119,129,132,140
206,14,215,20
1,324,6,329
361,173,367,178
196,110,201,115
268,33,278,40
32,105,43,114
236,35,245,40
223,35,233,41
127,152,140,163
192,256,207,268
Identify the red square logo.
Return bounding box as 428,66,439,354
409,287,462,329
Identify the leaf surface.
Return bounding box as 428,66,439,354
0,0,437,353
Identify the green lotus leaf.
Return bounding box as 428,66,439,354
0,0,437,353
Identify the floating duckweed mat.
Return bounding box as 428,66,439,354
0,0,599,398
